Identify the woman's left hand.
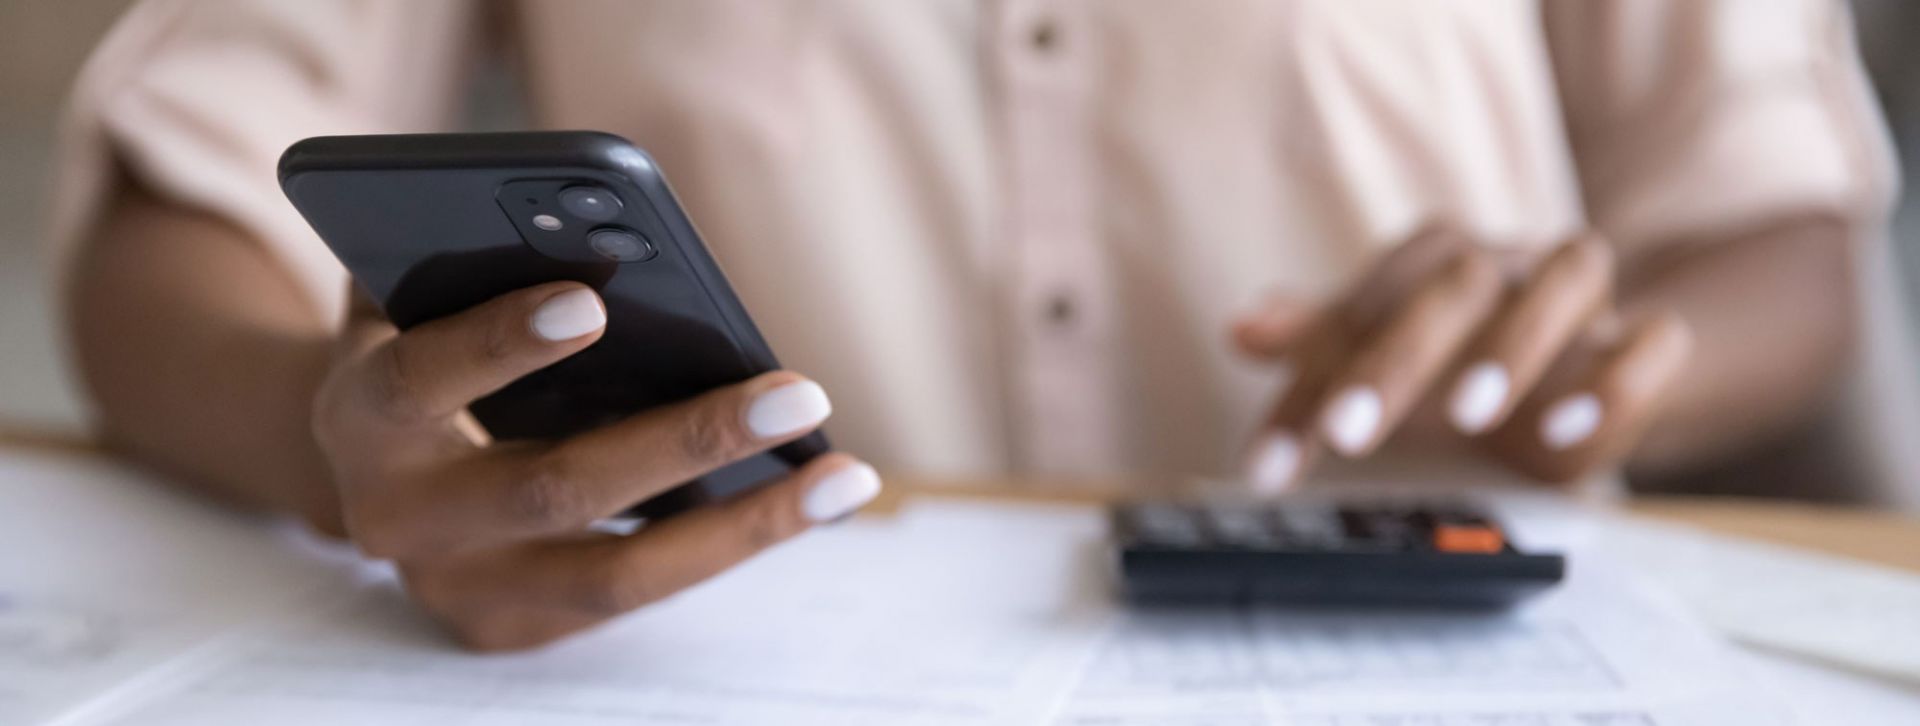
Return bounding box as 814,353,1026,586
1232,224,1693,492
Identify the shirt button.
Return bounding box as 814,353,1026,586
1045,293,1076,326
1029,19,1060,53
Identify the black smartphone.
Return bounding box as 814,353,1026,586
278,131,828,519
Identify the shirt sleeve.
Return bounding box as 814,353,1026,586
1542,0,1900,258
47,0,482,322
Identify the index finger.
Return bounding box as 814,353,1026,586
333,282,606,430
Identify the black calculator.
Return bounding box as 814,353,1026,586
1111,499,1565,608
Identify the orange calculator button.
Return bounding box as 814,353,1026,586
1433,525,1505,554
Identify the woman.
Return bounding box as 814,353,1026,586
52,0,1893,649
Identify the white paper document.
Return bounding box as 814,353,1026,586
0,451,355,726
76,504,1113,726
1610,517,1920,687
1052,551,1781,725
0,449,1877,725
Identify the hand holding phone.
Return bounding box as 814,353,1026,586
281,132,834,515
311,280,879,650
280,131,882,648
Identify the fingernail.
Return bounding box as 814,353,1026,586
530,288,606,341
1321,386,1382,455
1540,393,1602,450
1449,362,1510,434
803,462,882,522
1246,433,1301,494
745,380,833,439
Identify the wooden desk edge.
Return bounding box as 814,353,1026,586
881,479,1920,576
1628,496,1920,574
7,430,1918,575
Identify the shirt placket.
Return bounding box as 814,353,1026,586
991,0,1122,477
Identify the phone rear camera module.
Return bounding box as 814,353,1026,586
559,185,624,223
588,227,657,263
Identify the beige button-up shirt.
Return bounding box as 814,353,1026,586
51,0,1896,485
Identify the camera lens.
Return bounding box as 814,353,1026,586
558,186,624,222
587,227,656,262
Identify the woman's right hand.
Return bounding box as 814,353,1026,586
311,281,880,651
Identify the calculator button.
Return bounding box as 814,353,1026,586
1127,506,1206,546
1433,524,1505,553
1203,508,1281,548
1368,522,1417,549
1272,507,1344,549
1350,507,1435,550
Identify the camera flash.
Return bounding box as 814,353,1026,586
532,213,563,231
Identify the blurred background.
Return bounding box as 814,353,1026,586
2,1,1916,504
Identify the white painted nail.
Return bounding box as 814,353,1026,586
745,380,833,439
530,288,606,341
1321,386,1382,455
803,462,882,522
1449,362,1511,434
1540,393,1603,450
1246,433,1302,495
